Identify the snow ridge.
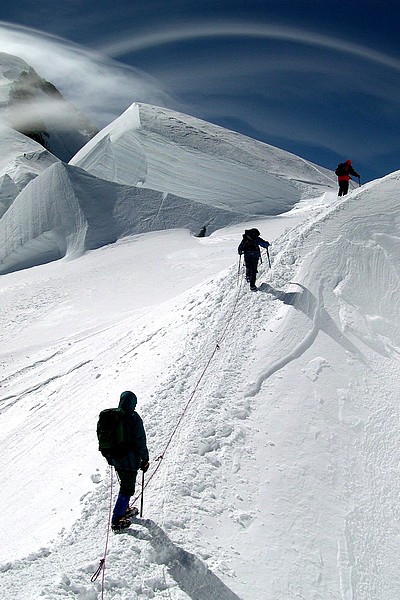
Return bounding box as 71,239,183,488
71,102,336,213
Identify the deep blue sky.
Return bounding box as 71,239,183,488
1,0,399,182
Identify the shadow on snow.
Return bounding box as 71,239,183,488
245,281,367,396
126,518,243,600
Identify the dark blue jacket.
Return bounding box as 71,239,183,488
111,393,149,472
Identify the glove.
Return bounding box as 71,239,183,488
140,460,149,473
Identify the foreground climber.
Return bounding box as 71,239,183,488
238,228,270,291
97,391,149,531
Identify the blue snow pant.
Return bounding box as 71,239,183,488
244,255,259,287
112,469,137,523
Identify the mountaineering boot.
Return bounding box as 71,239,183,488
111,516,132,532
125,505,139,518
250,285,257,291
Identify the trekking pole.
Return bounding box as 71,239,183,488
140,471,145,517
358,176,361,187
237,255,242,285
266,246,271,269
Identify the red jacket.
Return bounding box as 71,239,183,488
337,161,360,181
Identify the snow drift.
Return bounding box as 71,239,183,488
0,161,257,274
71,102,336,213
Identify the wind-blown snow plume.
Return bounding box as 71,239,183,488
0,51,97,162
0,23,173,129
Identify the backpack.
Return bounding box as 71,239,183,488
97,408,130,463
240,234,259,253
335,163,348,176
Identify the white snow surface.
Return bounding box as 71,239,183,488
0,125,58,217
0,160,254,275
70,102,336,213
1,167,400,599
0,102,338,275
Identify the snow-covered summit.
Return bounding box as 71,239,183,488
0,52,97,162
71,102,337,213
0,100,339,275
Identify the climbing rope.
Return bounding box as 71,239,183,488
91,467,114,597
92,262,245,593
132,262,244,505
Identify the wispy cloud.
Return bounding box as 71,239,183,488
96,21,400,73
0,18,398,179
92,19,400,175
0,22,172,128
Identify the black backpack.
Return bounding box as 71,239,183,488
241,230,260,252
335,163,348,176
97,408,130,463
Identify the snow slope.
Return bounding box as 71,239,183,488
70,102,336,213
0,170,399,599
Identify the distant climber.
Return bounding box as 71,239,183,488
97,391,149,531
335,160,360,196
238,228,270,291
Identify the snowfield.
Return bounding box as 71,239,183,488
1,170,400,599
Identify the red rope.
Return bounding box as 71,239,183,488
133,271,244,505
91,467,114,597
92,267,245,590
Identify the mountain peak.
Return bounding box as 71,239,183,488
71,101,337,215
0,52,97,162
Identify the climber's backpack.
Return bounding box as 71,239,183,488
241,232,259,253
335,163,348,176
97,408,129,463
